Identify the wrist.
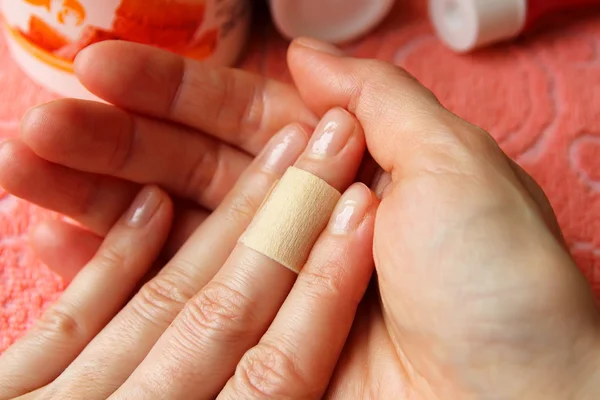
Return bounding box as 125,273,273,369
578,335,600,400
519,317,600,400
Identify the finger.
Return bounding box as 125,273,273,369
220,183,377,399
75,41,318,155
0,139,137,235
44,123,309,399
288,37,508,177
0,186,172,399
22,99,251,210
12,386,46,400
0,140,209,255
111,108,365,399
29,220,102,282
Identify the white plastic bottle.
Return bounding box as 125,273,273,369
268,0,396,44
429,0,600,52
2,0,251,99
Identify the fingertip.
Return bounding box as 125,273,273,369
20,103,52,146
73,41,182,111
287,39,324,73
72,42,94,76
74,41,130,101
29,220,102,282
20,100,82,161
291,37,346,57
288,37,349,81
73,41,116,81
288,38,456,176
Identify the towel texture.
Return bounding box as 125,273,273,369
2,1,600,352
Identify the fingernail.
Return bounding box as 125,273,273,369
20,105,46,138
125,186,162,228
308,108,355,159
329,183,372,235
261,124,308,174
295,37,345,56
73,46,93,75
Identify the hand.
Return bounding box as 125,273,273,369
0,41,318,281
5,38,600,399
0,108,379,399
284,38,600,399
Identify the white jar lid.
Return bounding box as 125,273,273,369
269,0,395,44
429,0,527,52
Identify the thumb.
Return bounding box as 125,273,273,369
288,38,506,179
288,37,566,241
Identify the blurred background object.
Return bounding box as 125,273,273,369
1,0,251,98
429,0,600,52
267,0,396,44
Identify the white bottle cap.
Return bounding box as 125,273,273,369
429,0,527,52
269,0,395,44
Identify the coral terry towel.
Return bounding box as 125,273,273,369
2,1,600,351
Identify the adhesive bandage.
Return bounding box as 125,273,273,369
240,166,341,273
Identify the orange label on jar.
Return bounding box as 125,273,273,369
3,0,250,71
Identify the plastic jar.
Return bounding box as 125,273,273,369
1,0,251,99
268,0,396,44
429,0,600,52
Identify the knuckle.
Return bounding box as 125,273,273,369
452,117,501,155
178,281,252,344
362,59,439,103
36,303,85,341
213,70,237,130
165,57,187,116
93,243,127,271
363,59,416,88
224,188,260,225
475,129,502,154
182,140,220,200
232,342,309,398
301,251,348,302
445,114,500,156
215,71,264,145
240,79,265,140
131,271,194,326
107,114,135,175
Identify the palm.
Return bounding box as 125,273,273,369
325,285,414,399
327,172,600,400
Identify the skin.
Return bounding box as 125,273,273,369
1,101,379,399
0,38,599,399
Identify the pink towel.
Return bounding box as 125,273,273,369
2,1,600,352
